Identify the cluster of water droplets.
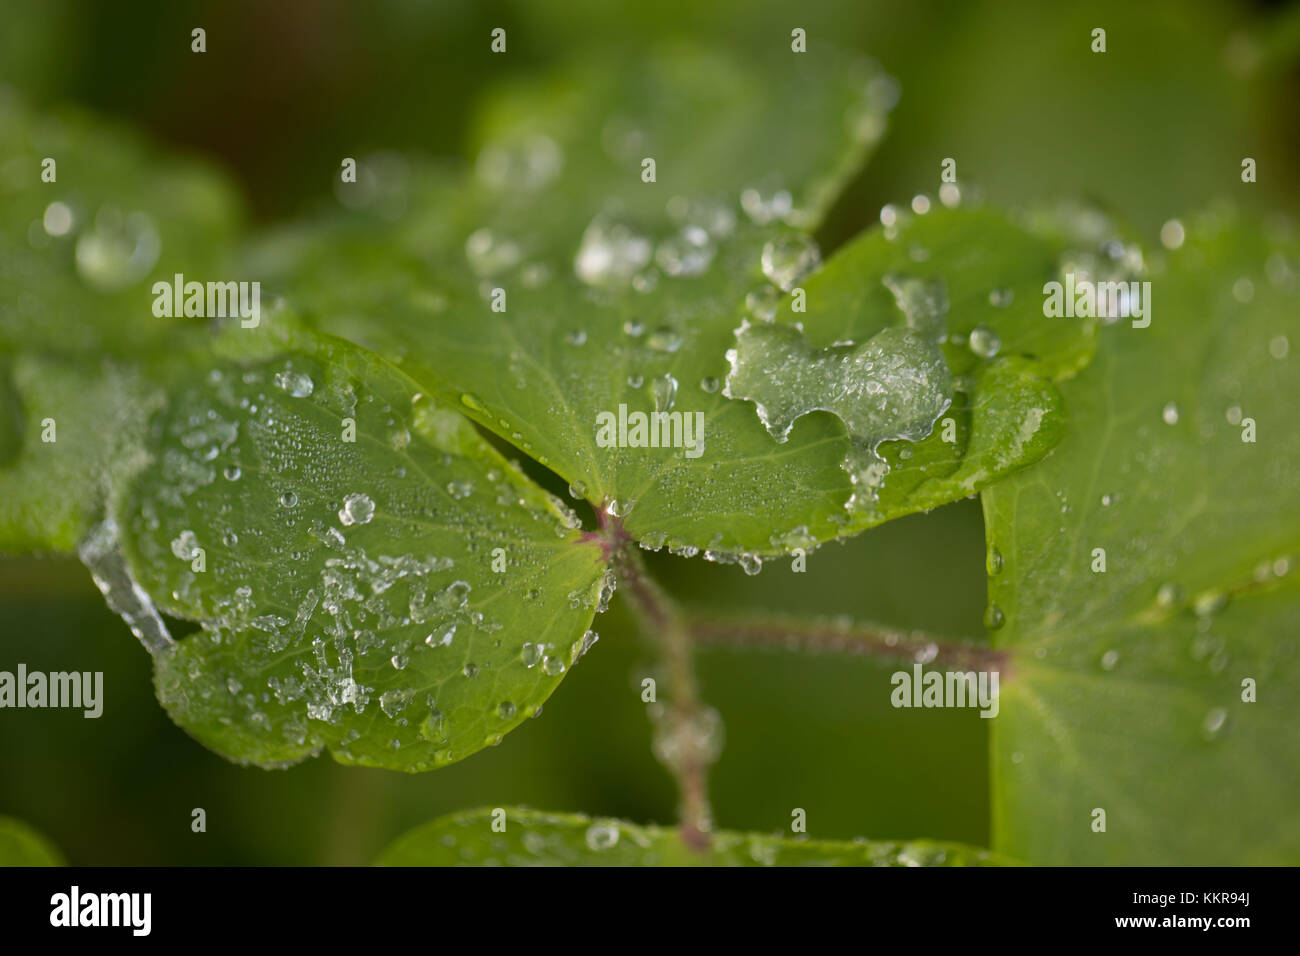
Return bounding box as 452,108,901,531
723,273,954,515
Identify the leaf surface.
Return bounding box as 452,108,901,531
985,211,1300,863
376,806,1009,866
114,327,608,771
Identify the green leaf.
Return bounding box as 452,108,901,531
0,95,243,553
375,806,1009,866
110,326,608,771
246,53,1083,556
984,210,1300,863
0,816,64,866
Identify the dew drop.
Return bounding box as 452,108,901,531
738,553,763,576
606,499,635,518
565,329,588,346
585,823,620,851
699,376,720,394
275,369,314,398
542,655,565,676
223,465,241,481
760,235,820,292
338,492,375,526
497,701,517,720
520,642,542,668
446,479,474,499
1202,707,1227,740
1100,649,1120,671
646,327,683,353
1156,582,1182,608
968,325,1001,359
983,604,1005,630
986,547,1003,576
568,480,588,500
745,284,781,321
1269,335,1289,359
463,662,479,678
988,288,1014,308
1161,401,1180,425
279,491,298,508
652,373,678,413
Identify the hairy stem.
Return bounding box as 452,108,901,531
613,541,714,850
685,609,1007,672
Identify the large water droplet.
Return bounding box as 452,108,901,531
968,325,1001,359
338,492,375,526
760,235,820,291
275,369,315,398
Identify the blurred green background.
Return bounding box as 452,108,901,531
1,0,1297,863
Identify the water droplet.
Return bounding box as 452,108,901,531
223,465,241,481
1156,582,1183,608
986,547,1003,575
1160,219,1185,250
570,629,599,663
739,553,763,575
446,479,474,499
1232,277,1255,303
740,187,793,225
699,376,720,394
275,369,314,398
585,823,620,851
760,235,820,291
74,208,161,292
646,327,683,353
626,374,644,389
43,201,73,237
987,288,1014,308
379,689,410,717
606,499,635,518
968,325,1001,359
1161,401,1180,425
656,226,715,277
745,284,781,321
170,529,200,561
1100,649,1120,671
338,492,375,526
1202,707,1227,740
652,374,678,413
1269,335,1289,359
464,228,521,276
424,625,456,648
521,642,542,668
565,329,588,346
984,604,1005,630
910,194,931,215
574,215,652,287
279,491,298,508
497,701,517,720
623,319,645,338
542,655,565,676
568,480,588,499
390,652,408,670
462,662,479,678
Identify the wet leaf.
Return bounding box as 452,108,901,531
0,95,242,552
375,806,1010,866
984,211,1300,863
247,56,1085,556
113,327,608,771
